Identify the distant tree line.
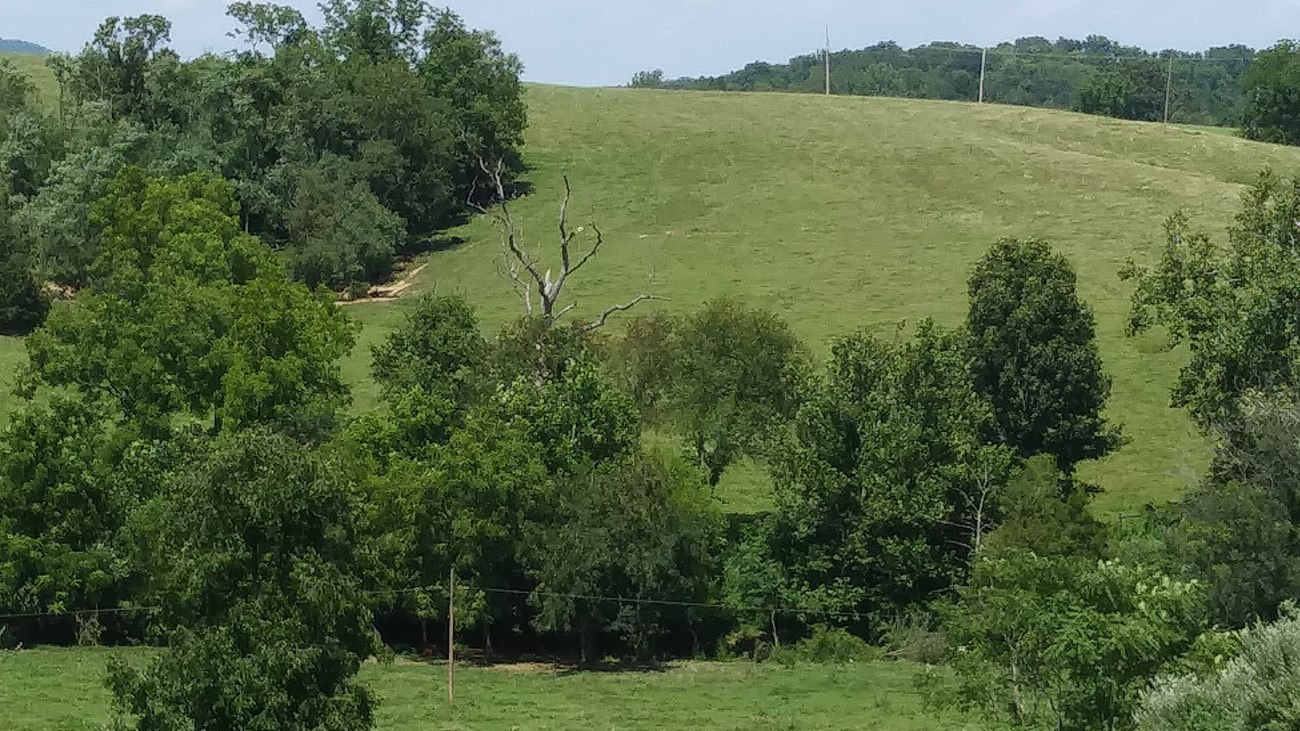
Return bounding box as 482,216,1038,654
0,39,50,55
638,35,1256,126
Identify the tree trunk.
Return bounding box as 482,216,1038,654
580,618,597,665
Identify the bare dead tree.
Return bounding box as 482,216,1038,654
473,159,659,332
941,457,1003,556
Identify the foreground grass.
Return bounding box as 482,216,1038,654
0,648,981,730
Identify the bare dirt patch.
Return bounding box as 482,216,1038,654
338,262,428,306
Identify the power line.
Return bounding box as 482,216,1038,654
475,585,863,619
808,44,1254,64
0,583,864,623
0,605,160,621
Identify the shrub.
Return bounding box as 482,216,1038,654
773,626,882,666
881,613,948,665
1136,605,1300,731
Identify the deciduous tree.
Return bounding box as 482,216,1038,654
968,238,1120,473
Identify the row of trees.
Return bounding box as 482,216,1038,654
640,36,1254,126
639,34,1300,143
0,0,526,338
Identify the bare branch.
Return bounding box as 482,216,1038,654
496,198,546,300
559,175,573,274
568,223,604,277
473,164,653,324
495,256,534,315
581,295,664,332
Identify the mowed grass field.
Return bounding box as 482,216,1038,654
8,52,1300,511
0,648,981,730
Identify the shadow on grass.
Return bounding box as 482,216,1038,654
397,234,466,260
392,647,670,675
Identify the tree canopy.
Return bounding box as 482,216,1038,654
8,2,526,292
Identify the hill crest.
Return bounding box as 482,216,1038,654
0,39,50,55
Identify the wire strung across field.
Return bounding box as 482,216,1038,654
0,584,863,622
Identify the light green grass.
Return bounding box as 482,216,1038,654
0,336,24,426
1,51,57,108
0,648,982,730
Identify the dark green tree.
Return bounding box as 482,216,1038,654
108,429,378,731
968,238,1120,473
286,158,405,289
0,186,49,336
629,69,665,88
0,398,129,626
363,406,548,651
523,452,722,662
1180,394,1300,628
664,36,1251,127
1075,58,1166,121
25,168,355,435
370,293,487,406
667,299,806,487
1241,41,1300,144
495,359,640,475
1123,170,1300,427
769,321,1014,624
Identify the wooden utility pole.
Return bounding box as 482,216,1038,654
978,47,988,103
447,567,455,708
824,26,831,95
1163,56,1174,124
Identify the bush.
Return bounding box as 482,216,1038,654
881,613,948,665
948,555,1205,731
1136,605,1300,731
772,626,882,666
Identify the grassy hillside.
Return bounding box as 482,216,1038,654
1,648,981,730
1,51,57,108
377,86,1300,513
7,74,1300,512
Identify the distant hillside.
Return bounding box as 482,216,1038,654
0,39,50,55
656,35,1255,127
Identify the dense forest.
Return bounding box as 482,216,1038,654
11,5,1300,731
0,1,524,302
641,36,1257,126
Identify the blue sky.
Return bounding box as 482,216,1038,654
5,0,1300,85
